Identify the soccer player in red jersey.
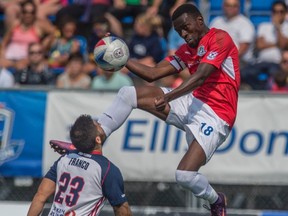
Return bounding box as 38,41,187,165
52,3,240,215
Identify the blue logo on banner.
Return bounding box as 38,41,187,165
0,105,24,165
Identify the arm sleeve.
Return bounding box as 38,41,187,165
44,156,62,182
102,162,128,206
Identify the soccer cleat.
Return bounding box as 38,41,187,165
49,140,76,155
204,192,227,216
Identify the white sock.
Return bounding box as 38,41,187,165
175,170,218,204
97,86,137,137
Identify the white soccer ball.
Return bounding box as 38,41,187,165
93,36,130,72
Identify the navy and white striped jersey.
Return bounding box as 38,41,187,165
45,150,127,216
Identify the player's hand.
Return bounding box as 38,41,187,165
155,96,167,111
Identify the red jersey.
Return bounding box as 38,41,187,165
166,28,240,127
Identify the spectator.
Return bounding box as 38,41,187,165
270,69,288,92
242,2,288,90
0,68,15,88
56,52,91,89
0,0,24,29
269,48,288,89
241,48,288,90
1,0,67,28
111,0,162,26
55,0,121,38
125,13,165,86
209,0,256,67
35,0,68,20
0,0,55,69
48,17,80,69
128,13,165,65
14,42,56,86
256,0,288,64
56,0,111,24
91,66,133,90
280,48,288,74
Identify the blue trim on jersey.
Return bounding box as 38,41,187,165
45,155,64,182
91,154,128,206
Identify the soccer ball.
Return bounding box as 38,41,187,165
93,36,129,72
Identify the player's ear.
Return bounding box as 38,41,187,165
197,16,204,25
95,136,102,145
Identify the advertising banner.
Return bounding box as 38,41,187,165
0,90,46,177
43,92,288,185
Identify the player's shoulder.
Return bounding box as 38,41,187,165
89,154,119,170
210,27,229,36
205,28,231,42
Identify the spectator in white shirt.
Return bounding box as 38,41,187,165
0,68,15,88
256,0,288,64
209,0,255,67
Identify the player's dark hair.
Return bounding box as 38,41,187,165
70,114,98,153
171,3,202,21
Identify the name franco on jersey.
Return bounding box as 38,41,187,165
68,157,90,170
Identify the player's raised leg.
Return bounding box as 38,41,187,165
97,85,170,137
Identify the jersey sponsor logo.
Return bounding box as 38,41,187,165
0,104,24,165
50,205,65,215
207,51,218,60
197,45,206,56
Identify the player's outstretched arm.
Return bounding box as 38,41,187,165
27,178,55,216
155,63,216,111
126,58,177,82
113,202,132,216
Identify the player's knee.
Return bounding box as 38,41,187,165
117,86,137,108
175,170,198,190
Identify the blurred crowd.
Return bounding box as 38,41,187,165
0,0,288,92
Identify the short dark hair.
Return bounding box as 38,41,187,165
68,52,84,63
28,42,42,51
171,3,202,21
273,70,287,87
70,114,98,153
271,0,287,11
20,0,37,13
93,16,110,26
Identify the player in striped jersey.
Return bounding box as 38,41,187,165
28,115,132,216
